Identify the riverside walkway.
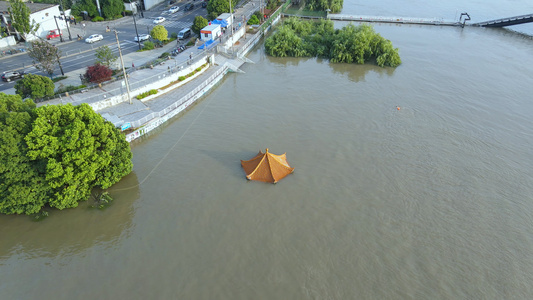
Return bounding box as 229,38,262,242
33,0,276,143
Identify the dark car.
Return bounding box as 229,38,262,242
202,2,207,8
184,3,194,11
1,71,24,82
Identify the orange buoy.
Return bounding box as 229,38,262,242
396,106,401,110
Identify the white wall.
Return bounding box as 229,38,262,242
28,5,65,40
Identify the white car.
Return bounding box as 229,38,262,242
153,17,166,24
85,34,103,43
169,6,179,13
134,34,151,42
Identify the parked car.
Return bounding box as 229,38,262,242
134,34,151,42
169,6,180,13
1,71,24,82
46,29,62,40
153,17,166,24
184,3,194,11
85,34,103,43
202,2,207,8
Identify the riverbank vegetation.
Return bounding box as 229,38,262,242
304,0,343,13
264,18,401,67
0,94,133,215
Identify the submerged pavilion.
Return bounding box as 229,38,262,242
240,148,295,183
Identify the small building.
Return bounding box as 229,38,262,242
200,24,221,41
217,13,233,28
0,2,66,41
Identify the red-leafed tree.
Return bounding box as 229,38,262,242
85,63,113,84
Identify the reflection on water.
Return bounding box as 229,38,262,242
2,2,533,298
0,172,139,260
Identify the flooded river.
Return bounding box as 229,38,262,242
1,0,533,299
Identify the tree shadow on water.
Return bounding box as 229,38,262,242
0,172,140,259
329,61,397,83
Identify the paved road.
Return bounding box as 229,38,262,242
0,2,209,92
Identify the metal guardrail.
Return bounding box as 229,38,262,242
37,48,210,104
129,65,228,129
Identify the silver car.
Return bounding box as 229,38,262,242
85,34,103,43
134,34,151,42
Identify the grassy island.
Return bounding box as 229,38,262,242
265,18,402,67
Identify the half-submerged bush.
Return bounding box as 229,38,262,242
264,18,401,67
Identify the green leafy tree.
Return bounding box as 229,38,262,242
264,26,308,57
305,0,343,13
0,96,133,215
207,0,233,21
23,103,133,211
265,18,401,67
71,0,98,18
247,15,260,25
7,0,40,41
143,40,155,50
28,40,62,77
101,0,124,19
0,93,50,215
95,45,118,68
192,16,208,37
150,25,168,43
14,74,55,99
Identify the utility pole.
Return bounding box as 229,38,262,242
53,16,64,42
56,52,65,76
114,30,132,104
59,0,72,40
133,13,142,50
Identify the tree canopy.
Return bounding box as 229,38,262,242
150,25,168,42
28,40,62,77
0,94,133,215
95,45,118,68
71,0,98,18
7,0,40,41
85,63,113,83
303,0,343,13
192,16,209,37
207,0,233,21
14,74,55,99
101,0,124,19
265,18,401,67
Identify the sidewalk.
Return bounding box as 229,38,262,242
5,0,271,141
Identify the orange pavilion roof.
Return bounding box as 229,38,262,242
240,149,294,183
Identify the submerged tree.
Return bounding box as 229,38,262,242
0,94,49,215
24,103,133,211
265,18,401,67
0,95,133,215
